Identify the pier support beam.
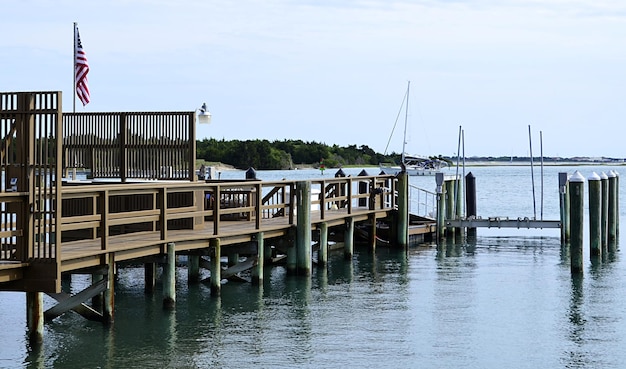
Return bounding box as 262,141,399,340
163,242,176,309
588,173,602,261
396,171,409,248
188,255,200,284
252,232,264,285
209,238,221,295
296,181,312,275
26,292,44,345
344,218,354,260
318,222,328,266
569,171,585,274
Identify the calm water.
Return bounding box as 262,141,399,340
1,165,625,368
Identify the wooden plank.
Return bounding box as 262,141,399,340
221,257,256,279
44,278,107,321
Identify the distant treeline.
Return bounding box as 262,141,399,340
196,138,405,170
196,138,623,170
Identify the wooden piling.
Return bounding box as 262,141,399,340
435,173,445,242
558,172,569,244
318,222,328,266
465,172,477,239
600,172,609,255
368,214,377,252
92,273,103,309
608,170,617,251
344,217,354,260
569,171,585,274
252,232,264,285
188,255,200,283
614,170,620,237
296,181,312,275
444,179,455,240
396,171,409,248
588,173,602,260
144,262,156,294
454,177,463,239
163,243,176,309
286,226,297,275
26,291,44,345
209,238,221,295
227,253,239,267
103,254,115,324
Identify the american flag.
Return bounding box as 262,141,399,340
75,27,90,106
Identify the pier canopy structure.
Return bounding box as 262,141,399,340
0,91,423,345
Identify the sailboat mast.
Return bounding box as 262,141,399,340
402,81,410,164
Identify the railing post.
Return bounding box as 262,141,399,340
257,183,263,229
100,190,109,251
160,188,168,241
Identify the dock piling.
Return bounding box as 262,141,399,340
608,171,618,252
163,243,176,309
600,172,609,257
465,172,477,239
344,218,354,260
396,171,409,248
188,255,200,283
559,172,569,244
588,173,602,260
436,173,445,242
209,238,221,295
26,291,44,345
569,171,585,274
252,232,264,285
296,181,312,275
318,222,328,266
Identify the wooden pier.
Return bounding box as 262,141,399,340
0,91,435,345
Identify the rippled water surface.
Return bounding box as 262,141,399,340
1,165,625,368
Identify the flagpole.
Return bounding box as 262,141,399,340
73,22,77,113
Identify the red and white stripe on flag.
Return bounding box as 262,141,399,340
75,27,90,106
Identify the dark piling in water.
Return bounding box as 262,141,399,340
569,171,585,274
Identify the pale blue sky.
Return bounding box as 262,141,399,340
2,0,625,158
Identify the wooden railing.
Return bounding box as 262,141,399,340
1,174,397,263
